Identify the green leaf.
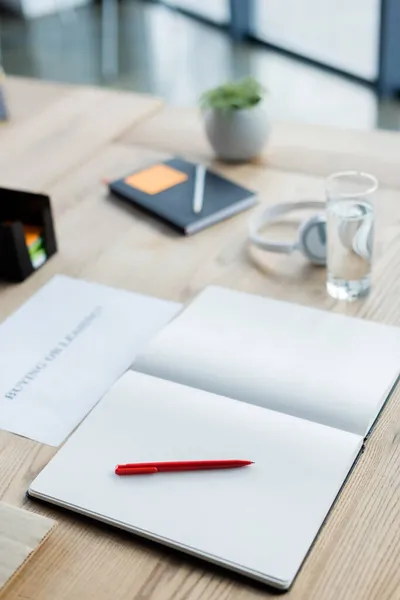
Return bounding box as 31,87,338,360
200,77,266,111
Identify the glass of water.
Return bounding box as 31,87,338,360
326,171,378,301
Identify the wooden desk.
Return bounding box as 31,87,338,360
0,78,399,600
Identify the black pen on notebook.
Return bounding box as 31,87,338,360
193,164,206,213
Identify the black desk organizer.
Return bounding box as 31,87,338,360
0,187,57,282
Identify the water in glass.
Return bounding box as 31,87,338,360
326,198,373,300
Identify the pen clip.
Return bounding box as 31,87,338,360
115,466,158,476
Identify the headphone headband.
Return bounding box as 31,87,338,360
249,201,326,254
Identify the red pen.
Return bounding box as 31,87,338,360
115,459,253,476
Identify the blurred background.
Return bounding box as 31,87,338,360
1,0,400,131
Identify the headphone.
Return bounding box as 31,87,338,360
248,201,372,266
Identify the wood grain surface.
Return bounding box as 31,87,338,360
120,105,400,188
0,76,163,190
1,77,71,125
0,502,55,596
0,78,399,600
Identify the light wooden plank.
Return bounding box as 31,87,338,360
0,86,163,190
118,105,400,188
0,503,56,596
118,105,211,162
267,121,400,189
2,76,72,125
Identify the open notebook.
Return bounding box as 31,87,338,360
29,287,400,590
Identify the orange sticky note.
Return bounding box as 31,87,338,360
125,164,188,195
23,225,42,247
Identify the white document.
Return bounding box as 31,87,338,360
134,286,400,436
29,371,362,589
0,276,181,445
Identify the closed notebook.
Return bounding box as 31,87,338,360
108,158,256,234
28,286,400,590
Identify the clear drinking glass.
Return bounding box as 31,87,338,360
326,171,378,301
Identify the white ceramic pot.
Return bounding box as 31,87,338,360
203,103,269,162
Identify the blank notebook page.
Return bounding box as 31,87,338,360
134,286,400,436
29,371,362,589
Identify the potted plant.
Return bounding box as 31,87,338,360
200,77,269,162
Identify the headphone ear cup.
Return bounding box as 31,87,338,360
298,215,327,265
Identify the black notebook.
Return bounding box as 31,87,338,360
108,158,256,234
